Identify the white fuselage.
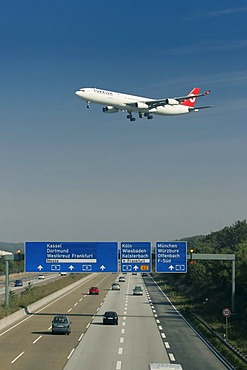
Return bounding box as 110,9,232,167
75,87,189,116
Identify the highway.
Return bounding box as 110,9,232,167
0,273,64,304
0,273,230,370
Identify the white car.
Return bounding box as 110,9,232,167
38,274,45,279
112,283,120,291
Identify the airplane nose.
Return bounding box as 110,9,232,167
75,90,81,97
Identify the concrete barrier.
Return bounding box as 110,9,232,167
0,273,96,332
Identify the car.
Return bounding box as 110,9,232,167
52,315,71,335
118,276,126,282
132,272,137,275
103,311,118,325
38,274,45,279
111,282,120,290
14,279,23,287
133,286,143,296
89,286,99,295
60,272,67,276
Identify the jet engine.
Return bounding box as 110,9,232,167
165,98,179,105
102,106,118,113
134,102,149,109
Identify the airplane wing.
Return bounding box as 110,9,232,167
131,90,211,109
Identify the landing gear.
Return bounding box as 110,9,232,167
86,101,91,108
127,112,136,122
139,113,144,118
144,112,153,120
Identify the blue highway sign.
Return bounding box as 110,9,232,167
156,241,187,273
120,242,152,273
25,242,118,273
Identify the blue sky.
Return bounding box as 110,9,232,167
1,0,247,243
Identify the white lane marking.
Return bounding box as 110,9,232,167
158,325,163,330
86,323,90,329
120,337,124,343
123,316,126,320
74,302,78,307
121,328,125,334
164,342,170,348
118,347,123,355
116,360,122,369
79,298,82,301
48,325,52,330
11,351,25,363
169,353,176,362
122,322,126,326
161,332,166,339
124,311,127,315
0,274,98,338
67,348,75,360
83,294,87,297
68,308,72,312
78,333,84,341
32,335,42,344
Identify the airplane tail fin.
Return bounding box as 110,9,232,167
180,87,200,108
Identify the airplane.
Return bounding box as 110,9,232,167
75,86,211,121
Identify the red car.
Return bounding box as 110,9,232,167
89,286,99,295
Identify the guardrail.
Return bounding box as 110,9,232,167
191,312,247,367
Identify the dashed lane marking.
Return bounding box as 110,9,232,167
11,351,25,364
118,347,123,355
32,335,42,344
67,348,75,360
169,353,176,362
116,361,122,369
78,333,84,341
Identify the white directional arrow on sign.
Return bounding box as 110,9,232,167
69,265,74,271
37,265,43,271
100,265,106,271
168,265,175,271
133,265,139,271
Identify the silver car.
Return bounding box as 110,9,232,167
112,282,120,291
52,315,71,335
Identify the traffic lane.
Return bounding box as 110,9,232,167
0,273,117,370
0,273,68,302
144,276,228,370
64,275,128,369
64,274,169,370
122,275,170,368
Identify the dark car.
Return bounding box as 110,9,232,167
133,286,143,296
103,311,118,325
52,315,71,335
14,279,23,287
89,286,99,295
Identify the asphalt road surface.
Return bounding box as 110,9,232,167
0,273,230,370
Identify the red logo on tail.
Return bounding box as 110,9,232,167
180,88,200,107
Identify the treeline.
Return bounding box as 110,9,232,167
162,220,247,338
